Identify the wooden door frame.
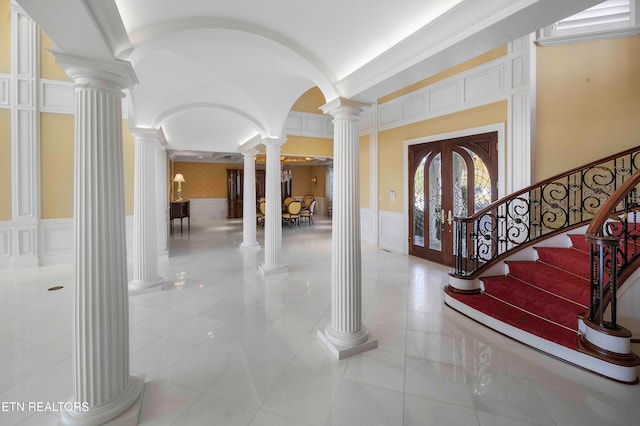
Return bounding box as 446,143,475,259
403,123,506,255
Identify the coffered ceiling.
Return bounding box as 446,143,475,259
17,0,600,155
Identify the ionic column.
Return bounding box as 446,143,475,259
318,98,377,358
52,52,143,425
130,128,162,290
259,137,287,275
155,143,169,257
240,147,260,250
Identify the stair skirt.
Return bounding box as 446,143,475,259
444,293,638,383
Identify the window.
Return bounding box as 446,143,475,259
538,0,640,45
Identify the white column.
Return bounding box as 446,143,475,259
241,147,260,250
318,98,377,359
10,2,39,268
52,52,143,425
155,143,169,257
259,137,287,275
130,128,162,290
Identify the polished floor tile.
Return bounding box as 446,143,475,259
326,379,404,426
1,217,639,426
403,393,479,426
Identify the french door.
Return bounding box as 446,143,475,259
409,132,498,266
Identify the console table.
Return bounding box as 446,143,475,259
170,200,190,235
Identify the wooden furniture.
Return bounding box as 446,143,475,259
282,201,302,226
227,169,243,218
170,200,190,235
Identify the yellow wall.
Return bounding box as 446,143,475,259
379,45,508,104
173,162,241,200
0,0,10,74
291,165,312,195
378,101,507,212
282,135,333,157
360,135,370,209
41,113,74,219
40,116,136,218
172,162,327,201
536,36,640,181
291,86,326,114
310,165,327,198
0,109,10,220
40,31,69,81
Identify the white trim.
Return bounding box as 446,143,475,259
285,111,334,139
536,25,640,46
0,74,9,107
376,56,509,132
402,123,506,256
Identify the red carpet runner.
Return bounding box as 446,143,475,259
447,234,593,350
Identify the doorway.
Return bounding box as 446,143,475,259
408,132,498,266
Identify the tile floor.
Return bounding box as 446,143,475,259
1,217,639,425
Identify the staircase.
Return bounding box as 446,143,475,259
445,147,640,383
446,233,591,353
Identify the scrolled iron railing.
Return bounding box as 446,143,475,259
452,146,640,279
585,171,640,330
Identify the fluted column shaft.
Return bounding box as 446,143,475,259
53,53,143,426
130,128,162,289
155,144,169,256
259,138,287,274
319,98,377,357
241,147,260,249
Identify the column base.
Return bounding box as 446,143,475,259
317,327,378,360
258,263,288,276
61,374,145,426
240,241,261,251
129,276,163,290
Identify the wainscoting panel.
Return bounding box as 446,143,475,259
40,80,74,114
379,210,406,254
0,74,9,107
360,208,377,245
188,198,227,220
40,219,73,265
285,111,334,138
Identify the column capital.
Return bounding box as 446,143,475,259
50,51,138,94
241,147,261,158
321,97,370,120
129,127,161,143
262,136,286,148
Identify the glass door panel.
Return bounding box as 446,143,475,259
428,153,442,251
413,156,427,247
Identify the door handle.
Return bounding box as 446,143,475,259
447,210,453,226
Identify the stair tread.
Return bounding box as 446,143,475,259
568,234,590,254
481,275,586,330
446,290,578,349
505,260,590,307
534,247,591,279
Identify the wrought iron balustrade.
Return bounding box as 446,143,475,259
453,146,640,278
585,171,640,330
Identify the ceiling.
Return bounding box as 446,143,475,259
17,0,601,158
